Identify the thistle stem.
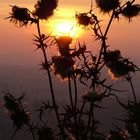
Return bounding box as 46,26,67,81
95,10,115,74
74,75,78,110
36,20,66,140
84,12,115,138
68,76,79,140
104,10,114,38
28,123,36,140
90,107,95,139
78,101,86,124
128,75,137,104
85,102,94,138
68,76,74,109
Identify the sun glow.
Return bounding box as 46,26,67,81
48,19,83,38
43,7,84,38
54,20,77,37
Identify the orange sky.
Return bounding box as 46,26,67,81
0,2,140,139
0,0,140,66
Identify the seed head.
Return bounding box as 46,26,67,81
103,50,121,63
55,36,72,47
107,60,135,78
38,126,55,140
10,111,31,129
4,94,19,112
95,0,120,13
8,6,32,26
55,36,72,57
52,56,75,79
122,3,140,21
75,12,94,26
3,93,31,129
34,0,58,19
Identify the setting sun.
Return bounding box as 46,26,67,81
53,20,83,37
42,6,84,38
54,20,78,37
46,19,83,38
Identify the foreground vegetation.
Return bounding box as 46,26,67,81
1,0,140,139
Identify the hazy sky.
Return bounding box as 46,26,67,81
0,0,140,66
0,0,140,91
0,1,140,139
0,0,139,97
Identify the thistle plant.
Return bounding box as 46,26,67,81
2,90,35,140
1,0,140,140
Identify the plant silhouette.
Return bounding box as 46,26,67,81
1,0,140,140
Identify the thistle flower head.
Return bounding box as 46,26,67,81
55,36,72,56
82,89,104,102
55,36,72,47
38,126,55,140
34,0,58,19
4,93,19,112
8,6,31,26
95,0,120,13
11,111,31,129
122,3,140,21
103,50,121,63
3,93,31,129
52,56,75,79
107,60,135,78
75,12,94,26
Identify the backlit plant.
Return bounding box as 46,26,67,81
1,0,140,140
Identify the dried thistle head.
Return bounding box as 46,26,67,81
34,0,58,19
55,36,72,56
107,60,135,78
122,2,140,21
4,93,19,112
3,92,31,129
52,56,75,79
7,6,32,26
38,126,55,140
11,111,31,129
75,12,94,27
55,36,72,47
103,50,121,63
95,0,120,13
104,50,138,79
